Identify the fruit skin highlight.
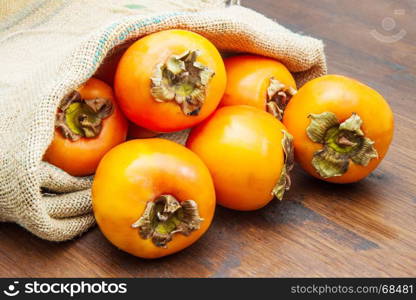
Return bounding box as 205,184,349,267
92,138,216,259
115,29,226,133
187,105,294,211
283,74,394,183
44,78,127,176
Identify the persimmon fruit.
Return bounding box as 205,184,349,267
283,74,394,183
92,138,216,259
44,78,128,176
187,105,294,211
220,55,297,120
115,29,227,132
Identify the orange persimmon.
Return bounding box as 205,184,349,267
92,138,216,259
115,29,226,132
283,75,394,183
220,55,297,120
187,105,294,211
44,78,128,176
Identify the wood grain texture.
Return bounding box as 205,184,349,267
0,0,415,277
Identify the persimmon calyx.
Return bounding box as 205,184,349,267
266,77,297,120
55,90,113,141
272,130,294,200
151,50,215,116
306,112,378,178
131,194,203,248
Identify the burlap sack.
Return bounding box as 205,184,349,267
0,0,327,241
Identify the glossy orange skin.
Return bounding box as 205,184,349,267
283,75,394,183
115,29,227,133
220,55,296,110
127,122,160,139
44,78,128,176
92,138,216,259
187,105,287,211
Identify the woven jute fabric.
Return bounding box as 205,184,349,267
0,0,326,241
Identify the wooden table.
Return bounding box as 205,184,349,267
1,0,415,277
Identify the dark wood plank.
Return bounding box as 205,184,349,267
0,0,415,277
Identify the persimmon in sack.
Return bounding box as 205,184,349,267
115,29,226,132
92,139,216,258
283,75,394,183
44,78,128,176
220,55,297,120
